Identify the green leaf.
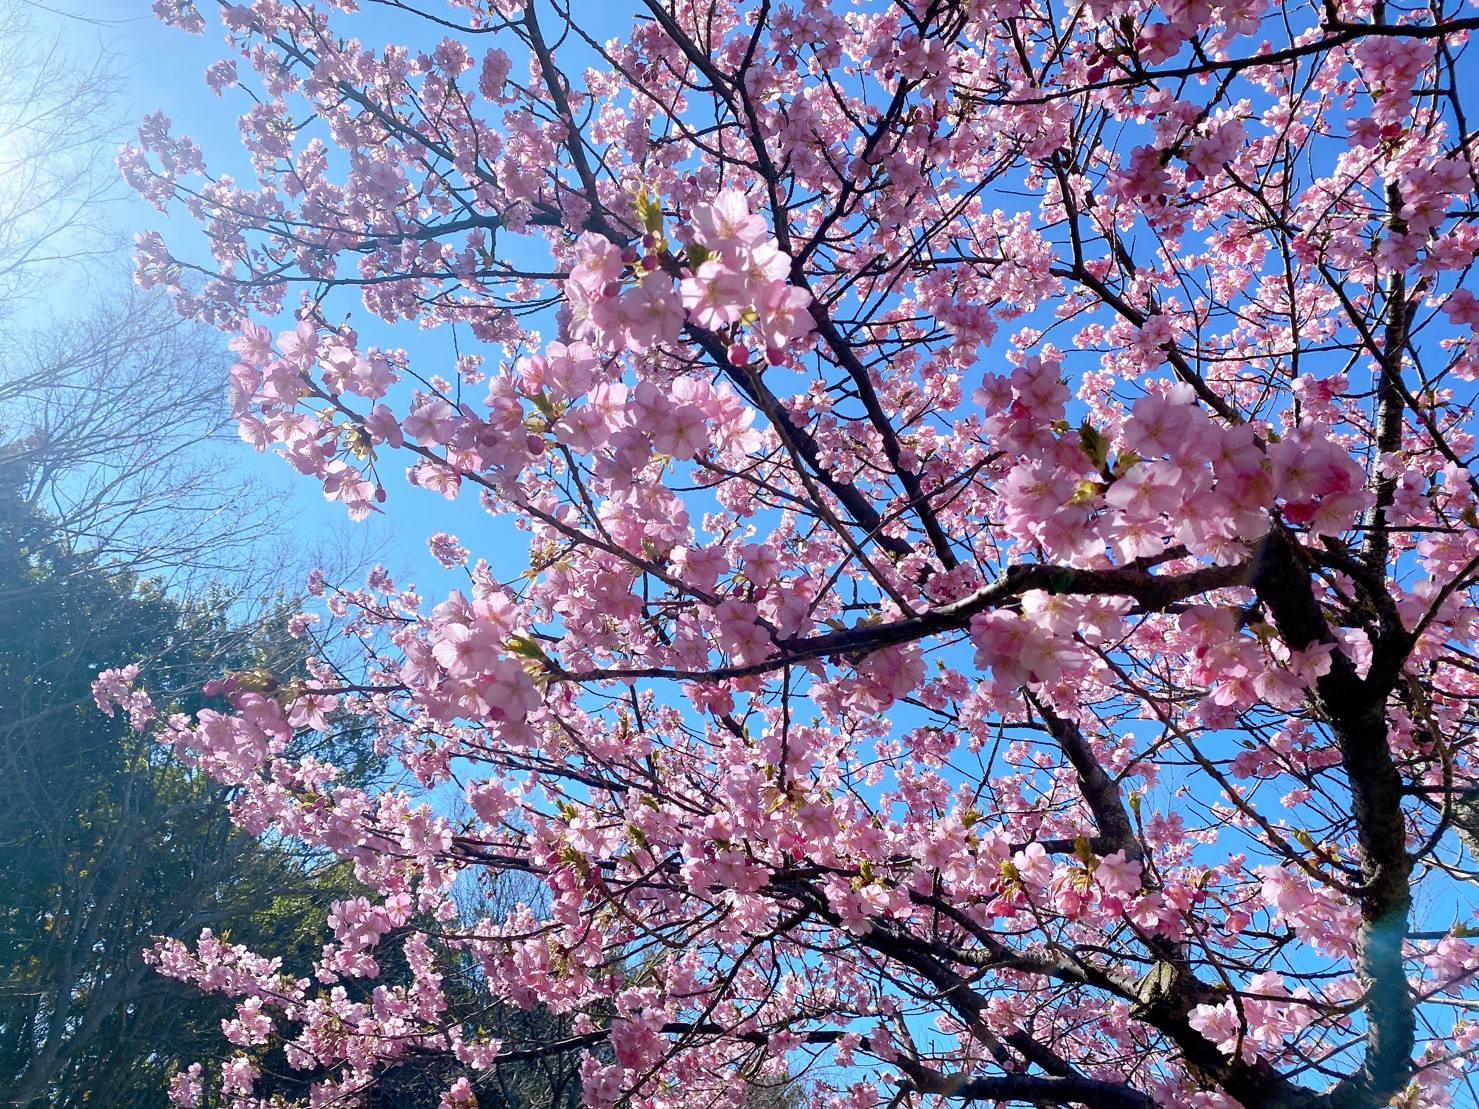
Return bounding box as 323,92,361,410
633,186,663,234
506,634,549,663
1073,835,1097,866
1079,422,1109,469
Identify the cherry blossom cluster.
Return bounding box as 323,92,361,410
566,189,813,365
115,1,1479,1108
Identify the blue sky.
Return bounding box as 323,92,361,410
90,0,654,603
90,0,520,597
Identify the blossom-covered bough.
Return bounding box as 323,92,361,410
114,0,1479,1106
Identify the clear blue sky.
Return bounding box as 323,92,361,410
58,0,559,599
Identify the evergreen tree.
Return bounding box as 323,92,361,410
0,459,359,1107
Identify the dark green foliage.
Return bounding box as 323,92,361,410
0,460,587,1109
0,459,358,1107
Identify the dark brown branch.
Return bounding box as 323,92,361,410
957,19,1479,108
551,556,1253,683
1024,692,1142,862
1249,528,1416,1107
1358,183,1412,573
897,1061,1154,1109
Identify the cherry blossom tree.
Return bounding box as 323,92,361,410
117,0,1479,1107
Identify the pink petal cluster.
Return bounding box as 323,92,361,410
113,2,1479,1107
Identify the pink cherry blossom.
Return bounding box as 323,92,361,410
118,3,1479,1107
